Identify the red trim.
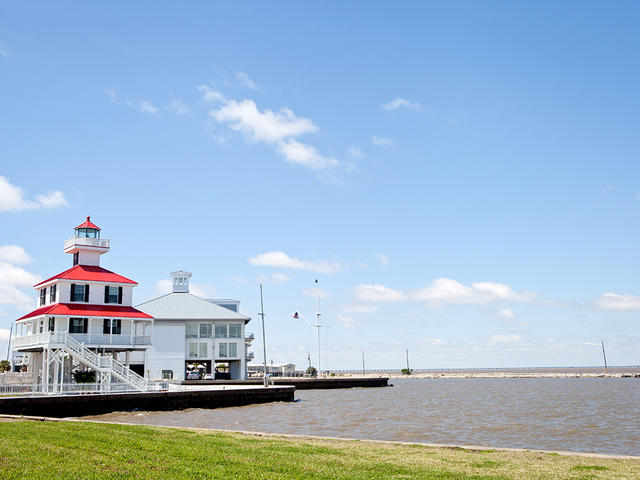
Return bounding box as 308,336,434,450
75,216,101,230
17,303,153,321
34,265,138,287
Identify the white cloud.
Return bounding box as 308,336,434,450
497,308,515,320
125,99,158,114
337,315,358,328
341,305,378,314
0,253,41,309
0,176,69,212
304,288,330,299
353,284,406,302
0,328,9,340
372,136,396,147
348,146,362,158
236,72,258,90
166,94,190,115
354,277,535,307
373,253,389,266
248,251,342,274
105,89,117,102
197,84,226,103
0,48,7,57
584,342,601,346
199,88,339,174
0,246,31,265
594,292,640,311
211,98,317,143
233,277,248,283
258,272,291,284
277,139,338,170
381,97,422,111
488,334,521,346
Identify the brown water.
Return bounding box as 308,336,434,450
86,378,640,456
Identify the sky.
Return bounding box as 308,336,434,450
1,2,639,369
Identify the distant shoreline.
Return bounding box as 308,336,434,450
333,370,640,379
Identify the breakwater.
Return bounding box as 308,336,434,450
0,386,295,417
183,377,389,389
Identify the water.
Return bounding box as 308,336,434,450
86,378,640,456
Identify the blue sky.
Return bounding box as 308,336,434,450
1,2,639,369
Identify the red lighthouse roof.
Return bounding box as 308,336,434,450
75,216,101,230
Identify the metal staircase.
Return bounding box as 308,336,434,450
41,332,147,393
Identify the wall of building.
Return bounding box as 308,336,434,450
146,324,186,381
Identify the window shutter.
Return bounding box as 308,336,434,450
118,286,123,304
104,286,109,303
83,318,88,334
70,284,75,302
68,318,73,331
84,284,90,302
103,319,110,334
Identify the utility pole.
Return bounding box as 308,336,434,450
259,284,268,387
405,348,410,371
601,340,608,374
315,279,321,376
361,350,365,375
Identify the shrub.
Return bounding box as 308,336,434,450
72,370,96,383
401,368,413,375
305,366,317,377
0,360,10,372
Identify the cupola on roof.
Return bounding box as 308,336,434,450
75,216,101,231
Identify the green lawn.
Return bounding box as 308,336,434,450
0,420,638,479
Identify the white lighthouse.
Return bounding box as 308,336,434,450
11,217,154,394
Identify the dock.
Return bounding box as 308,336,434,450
0,385,295,417
183,377,390,389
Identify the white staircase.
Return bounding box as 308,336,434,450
57,333,147,392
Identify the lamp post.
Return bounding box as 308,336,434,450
259,284,268,387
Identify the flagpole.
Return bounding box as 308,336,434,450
259,284,268,387
316,279,321,376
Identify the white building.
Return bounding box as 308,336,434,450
248,363,296,377
136,271,253,381
11,217,154,393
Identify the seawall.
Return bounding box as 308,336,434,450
0,386,295,417
183,377,389,389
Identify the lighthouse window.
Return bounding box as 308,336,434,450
104,286,121,304
70,284,89,302
39,288,47,306
49,284,57,303
69,318,88,334
48,317,55,332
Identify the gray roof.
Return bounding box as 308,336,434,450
136,292,251,322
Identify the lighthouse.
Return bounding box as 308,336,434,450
11,218,154,394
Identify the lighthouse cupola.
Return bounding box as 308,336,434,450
63,216,110,266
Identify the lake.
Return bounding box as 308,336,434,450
86,377,640,456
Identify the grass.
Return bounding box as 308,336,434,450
0,420,638,479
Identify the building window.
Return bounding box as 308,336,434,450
70,284,89,302
188,342,207,358
228,343,237,358
199,323,212,338
104,286,122,304
218,304,238,312
103,319,121,335
49,284,57,303
38,320,44,334
228,324,241,338
218,343,227,358
48,317,55,332
39,288,47,306
73,252,79,266
69,318,88,334
215,324,227,338
186,323,198,338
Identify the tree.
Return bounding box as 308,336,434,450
72,370,96,383
401,368,412,375
306,366,317,377
0,360,10,373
